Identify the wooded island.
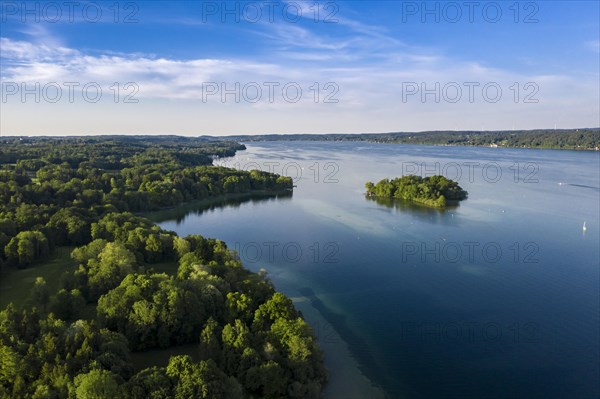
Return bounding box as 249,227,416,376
365,175,468,208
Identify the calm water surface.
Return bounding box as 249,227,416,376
156,142,599,399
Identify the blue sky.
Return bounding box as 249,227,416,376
1,0,599,135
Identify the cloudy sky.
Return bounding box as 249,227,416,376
1,0,598,135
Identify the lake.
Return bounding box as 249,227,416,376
154,142,600,398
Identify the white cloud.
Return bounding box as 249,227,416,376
1,25,598,135
0,37,78,62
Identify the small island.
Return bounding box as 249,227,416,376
365,175,468,208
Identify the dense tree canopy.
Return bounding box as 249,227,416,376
366,175,468,208
0,137,292,270
0,136,324,398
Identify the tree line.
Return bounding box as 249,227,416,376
225,128,600,150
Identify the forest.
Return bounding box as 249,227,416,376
0,136,326,398
226,128,600,150
365,175,468,208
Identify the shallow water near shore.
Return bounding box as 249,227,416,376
157,141,600,398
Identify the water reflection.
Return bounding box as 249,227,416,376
366,195,460,221
149,191,293,224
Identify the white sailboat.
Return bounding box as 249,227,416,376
583,222,587,232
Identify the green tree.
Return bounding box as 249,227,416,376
88,242,136,299
50,289,86,320
74,369,123,399
127,367,173,399
4,231,49,267
173,236,191,258
199,318,222,361
29,277,50,311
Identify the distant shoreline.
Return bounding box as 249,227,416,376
223,128,600,151
3,129,599,151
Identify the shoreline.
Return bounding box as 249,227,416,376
290,295,388,399
142,190,292,223
235,139,600,152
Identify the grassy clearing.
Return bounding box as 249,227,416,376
130,343,200,371
146,260,179,275
0,246,76,308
